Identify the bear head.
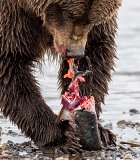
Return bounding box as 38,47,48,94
36,0,122,58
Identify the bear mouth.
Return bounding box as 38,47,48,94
66,48,85,58
54,41,85,58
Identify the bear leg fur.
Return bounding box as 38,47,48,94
0,1,81,153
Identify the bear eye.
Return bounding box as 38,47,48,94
62,10,72,21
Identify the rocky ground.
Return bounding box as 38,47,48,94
0,109,140,160
0,138,140,160
0,140,140,160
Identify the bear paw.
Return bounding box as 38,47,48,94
41,126,83,154
98,122,116,147
58,130,83,154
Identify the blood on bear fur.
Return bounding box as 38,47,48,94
0,0,121,153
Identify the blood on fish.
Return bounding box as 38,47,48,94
58,59,102,151
61,58,95,113
64,59,75,79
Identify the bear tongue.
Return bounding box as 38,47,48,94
54,41,66,57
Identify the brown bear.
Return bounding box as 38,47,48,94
0,0,122,153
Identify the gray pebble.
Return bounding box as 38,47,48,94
25,147,36,153
129,109,140,116
7,140,14,147
136,126,140,132
12,151,19,156
104,123,113,130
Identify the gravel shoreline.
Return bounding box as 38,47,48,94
0,109,140,159
0,140,140,160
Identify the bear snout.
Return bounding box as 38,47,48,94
54,41,85,58
66,47,85,58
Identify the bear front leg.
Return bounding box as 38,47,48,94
0,54,82,153
98,123,116,147
0,1,82,153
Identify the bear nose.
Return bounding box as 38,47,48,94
70,26,84,41
54,41,85,58
71,35,82,41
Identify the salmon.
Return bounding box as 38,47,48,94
58,58,102,150
75,110,102,151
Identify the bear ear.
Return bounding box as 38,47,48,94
45,3,63,19
46,3,62,15
41,3,64,26
88,0,122,26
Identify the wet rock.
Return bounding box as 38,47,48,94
135,122,140,132
129,109,140,116
100,151,105,158
99,119,105,123
12,151,19,156
8,130,13,134
7,130,18,137
0,154,12,159
106,146,116,151
116,152,122,158
136,126,140,132
0,144,9,150
117,120,127,129
119,144,129,150
126,120,136,128
20,141,32,148
56,158,69,160
0,115,4,119
4,150,13,155
117,120,140,129
18,133,24,137
25,146,36,153
7,140,14,147
124,153,133,160
104,123,113,130
106,156,112,159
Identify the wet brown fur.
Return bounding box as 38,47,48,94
0,0,121,152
